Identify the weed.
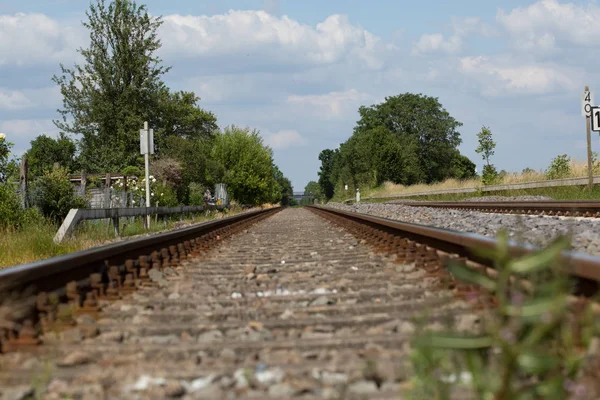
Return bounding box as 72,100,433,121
409,232,600,399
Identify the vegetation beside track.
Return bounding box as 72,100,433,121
409,232,600,399
0,205,259,269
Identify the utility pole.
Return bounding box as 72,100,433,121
140,121,154,228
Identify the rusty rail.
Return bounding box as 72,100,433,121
0,207,281,352
307,206,600,296
384,200,600,217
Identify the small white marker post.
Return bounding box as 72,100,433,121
140,121,154,228
356,188,360,203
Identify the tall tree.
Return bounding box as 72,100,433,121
154,89,218,153
475,126,498,185
24,133,78,178
317,149,339,200
354,93,463,183
475,126,496,167
53,0,169,172
210,126,281,206
273,166,293,206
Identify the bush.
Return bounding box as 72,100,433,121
0,185,44,229
188,182,206,205
0,184,25,228
32,167,88,223
481,164,499,186
546,154,571,180
153,182,178,207
122,165,143,177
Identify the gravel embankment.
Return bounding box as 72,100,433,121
325,202,600,256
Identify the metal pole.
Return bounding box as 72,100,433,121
586,86,593,191
144,121,151,228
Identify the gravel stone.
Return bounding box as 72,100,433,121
97,331,124,343
326,202,600,256
0,385,34,400
348,380,379,394
164,381,186,398
268,383,294,397
197,330,223,343
57,351,90,367
309,296,332,306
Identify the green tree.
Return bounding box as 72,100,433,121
304,181,321,197
317,149,339,200
449,153,477,180
475,126,498,185
354,93,463,183
273,166,293,205
154,89,218,153
210,126,280,206
24,133,78,178
475,126,496,167
0,133,12,184
53,0,169,172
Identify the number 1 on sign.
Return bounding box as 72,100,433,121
592,107,600,132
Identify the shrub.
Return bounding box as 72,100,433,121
122,165,143,177
153,182,178,207
32,166,88,223
546,154,571,180
188,182,206,205
0,184,25,228
481,164,499,186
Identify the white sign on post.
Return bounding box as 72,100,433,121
582,91,595,116
592,107,600,132
140,129,154,155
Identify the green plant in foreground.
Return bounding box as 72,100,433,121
409,231,599,400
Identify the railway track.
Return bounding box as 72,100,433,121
385,200,600,217
0,206,599,399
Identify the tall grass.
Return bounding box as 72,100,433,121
347,159,597,201
0,208,247,269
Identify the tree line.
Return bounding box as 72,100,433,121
311,93,477,200
0,0,292,227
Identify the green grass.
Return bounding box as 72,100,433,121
0,209,242,269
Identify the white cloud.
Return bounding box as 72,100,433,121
160,11,390,70
0,13,82,66
0,87,61,110
412,16,490,55
413,33,462,55
458,56,579,95
263,129,305,149
287,89,371,119
497,0,600,52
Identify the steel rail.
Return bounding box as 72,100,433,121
384,200,600,217
0,207,280,297
307,206,600,296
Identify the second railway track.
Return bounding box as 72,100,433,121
385,200,600,217
1,206,599,399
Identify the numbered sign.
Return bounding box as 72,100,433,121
582,91,595,116
592,107,600,132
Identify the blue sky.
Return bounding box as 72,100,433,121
1,0,599,191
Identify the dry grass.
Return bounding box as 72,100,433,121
0,207,250,269
365,159,591,199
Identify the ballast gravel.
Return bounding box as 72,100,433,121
325,202,600,256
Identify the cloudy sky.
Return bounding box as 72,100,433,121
0,0,597,190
